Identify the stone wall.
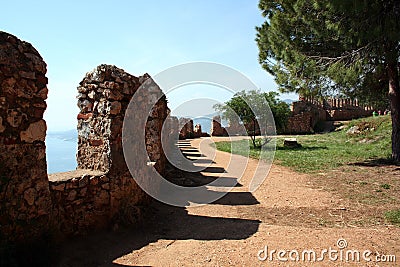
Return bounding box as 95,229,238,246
286,99,373,134
225,120,246,136
48,65,168,236
291,101,327,122
329,108,372,121
0,31,51,242
193,124,202,138
49,170,110,235
178,117,194,139
162,115,178,152
285,100,327,134
286,112,313,134
0,30,170,242
211,115,227,136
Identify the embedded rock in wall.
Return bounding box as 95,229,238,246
0,31,51,242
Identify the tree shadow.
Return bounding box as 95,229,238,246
350,157,399,168
276,146,328,151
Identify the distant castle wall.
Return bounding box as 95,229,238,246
285,96,373,134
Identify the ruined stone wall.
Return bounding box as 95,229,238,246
211,115,227,136
0,31,51,242
225,120,245,136
48,65,168,235
0,31,170,241
76,65,168,174
286,101,326,134
193,124,202,138
178,117,194,139
162,115,179,163
49,170,110,235
287,99,373,134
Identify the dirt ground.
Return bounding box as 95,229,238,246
57,137,400,267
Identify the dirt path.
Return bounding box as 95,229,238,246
59,137,400,266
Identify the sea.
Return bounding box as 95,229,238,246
46,130,78,174
45,117,217,174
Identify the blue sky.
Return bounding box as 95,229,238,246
2,0,297,131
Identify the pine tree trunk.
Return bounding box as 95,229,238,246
387,61,400,162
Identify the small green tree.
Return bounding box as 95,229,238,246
214,90,290,147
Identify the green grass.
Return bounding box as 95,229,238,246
380,183,391,190
385,209,400,225
215,115,392,173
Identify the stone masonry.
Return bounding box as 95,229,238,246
0,31,51,242
49,65,168,236
211,115,227,136
0,31,169,242
178,117,194,139
286,97,373,134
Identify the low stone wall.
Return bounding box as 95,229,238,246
49,170,109,235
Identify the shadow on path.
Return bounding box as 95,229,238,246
52,139,260,267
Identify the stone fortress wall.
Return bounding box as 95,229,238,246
286,96,374,134
210,96,375,136
0,31,51,242
0,31,170,242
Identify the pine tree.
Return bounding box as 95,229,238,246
256,0,400,161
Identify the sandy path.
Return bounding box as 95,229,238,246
59,137,399,266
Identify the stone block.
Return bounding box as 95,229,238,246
20,119,46,143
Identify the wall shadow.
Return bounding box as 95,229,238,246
51,139,260,266
53,200,260,266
